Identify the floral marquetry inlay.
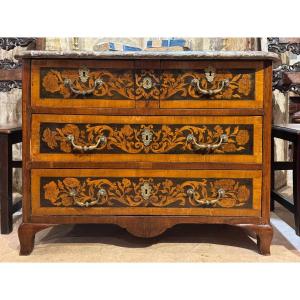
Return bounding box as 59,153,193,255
40,123,253,154
41,68,135,99
160,69,255,100
135,70,160,100
40,67,255,101
41,176,253,208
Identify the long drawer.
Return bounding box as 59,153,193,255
31,114,263,164
31,169,262,217
31,59,264,109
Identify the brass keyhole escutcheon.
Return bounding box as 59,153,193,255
142,76,153,89
204,66,216,83
79,66,90,83
141,128,153,146
141,182,152,201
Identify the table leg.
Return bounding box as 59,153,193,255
293,136,300,236
0,134,12,234
271,133,275,211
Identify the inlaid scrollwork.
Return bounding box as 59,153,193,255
42,177,252,208
41,123,252,155
160,70,254,100
40,67,255,100
41,68,135,99
135,70,160,100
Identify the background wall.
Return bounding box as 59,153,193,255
0,45,30,194
44,37,259,51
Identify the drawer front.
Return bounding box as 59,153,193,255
32,114,262,164
160,60,264,109
31,169,262,217
31,60,136,108
31,60,264,109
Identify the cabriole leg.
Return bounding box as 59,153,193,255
240,224,273,255
18,223,53,255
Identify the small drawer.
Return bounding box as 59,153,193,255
31,114,263,164
31,59,136,108
31,169,262,217
159,60,264,109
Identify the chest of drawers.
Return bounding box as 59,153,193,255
17,50,278,255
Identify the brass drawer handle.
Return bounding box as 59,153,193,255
191,78,230,95
69,188,107,207
187,133,228,151
63,78,103,95
187,188,226,205
66,134,107,151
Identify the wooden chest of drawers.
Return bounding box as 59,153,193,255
17,50,278,255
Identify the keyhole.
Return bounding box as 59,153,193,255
145,188,148,194
82,71,86,77
209,71,212,76
142,76,152,89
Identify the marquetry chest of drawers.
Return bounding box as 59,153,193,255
17,50,278,255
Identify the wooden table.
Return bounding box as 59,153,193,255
0,122,22,234
271,124,300,235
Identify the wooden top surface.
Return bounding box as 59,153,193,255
0,122,22,134
273,124,300,134
16,50,280,61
